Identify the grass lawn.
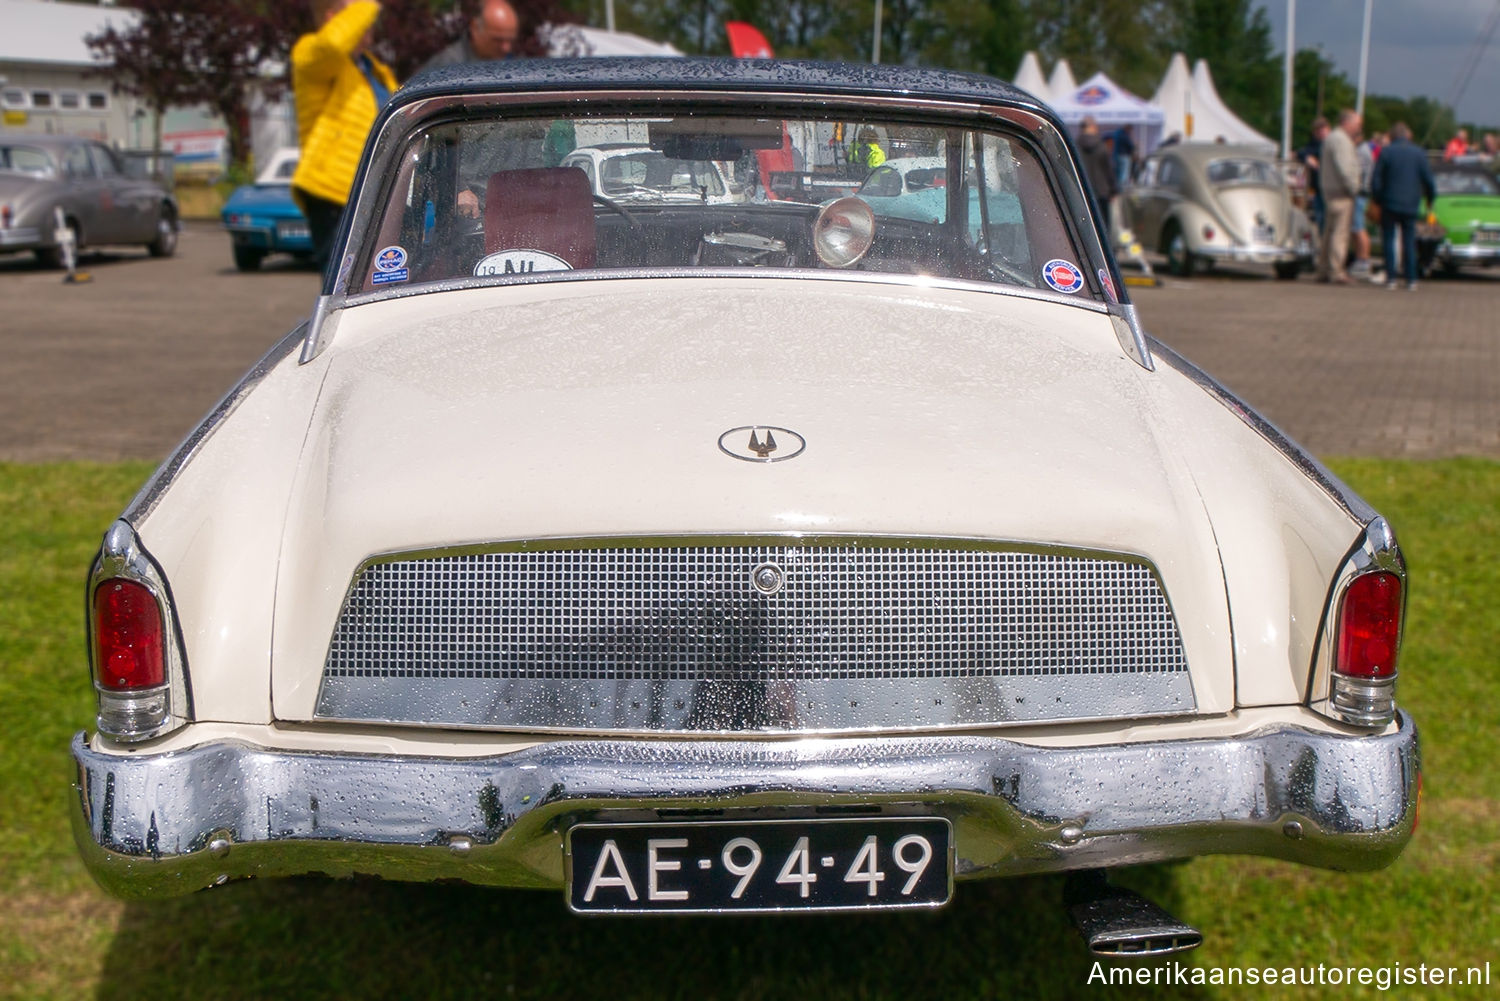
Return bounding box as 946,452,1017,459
2,459,1496,1000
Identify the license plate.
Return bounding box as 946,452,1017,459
567,817,952,913
277,220,310,240
1253,224,1275,244
1474,229,1500,244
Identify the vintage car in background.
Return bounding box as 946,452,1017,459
1416,165,1500,276
560,143,745,206
72,60,1416,956
0,134,177,266
220,148,314,271
1120,142,1316,279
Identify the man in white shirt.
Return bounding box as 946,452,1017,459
1317,109,1362,284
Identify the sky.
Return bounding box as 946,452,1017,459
1252,0,1500,126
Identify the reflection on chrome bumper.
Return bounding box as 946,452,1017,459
1439,241,1500,263
1197,243,1305,264
0,227,43,248
71,712,1419,900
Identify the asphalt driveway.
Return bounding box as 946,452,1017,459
2,222,1497,461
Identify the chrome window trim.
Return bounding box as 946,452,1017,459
1308,517,1407,728
88,520,193,741
127,321,307,523
300,88,1132,364
333,266,1112,314
1146,336,1377,524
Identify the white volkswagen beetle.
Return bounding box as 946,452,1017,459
72,60,1416,954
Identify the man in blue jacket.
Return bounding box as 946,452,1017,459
1371,122,1437,290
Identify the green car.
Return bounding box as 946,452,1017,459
1420,166,1500,275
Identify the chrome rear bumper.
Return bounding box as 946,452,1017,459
71,711,1418,900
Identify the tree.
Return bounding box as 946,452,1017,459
88,1,288,163
1168,0,1279,137
1023,0,1175,96
89,1,579,170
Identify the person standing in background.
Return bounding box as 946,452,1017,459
1443,128,1471,161
1297,117,1329,233
1350,128,1375,278
1317,109,1361,284
418,0,520,73
1076,116,1117,236
290,0,398,270
1372,122,1436,291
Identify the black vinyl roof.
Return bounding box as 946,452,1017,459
396,56,1052,120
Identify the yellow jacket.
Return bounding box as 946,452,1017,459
290,1,398,207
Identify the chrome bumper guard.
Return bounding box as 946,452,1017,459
1439,241,1500,263
1198,243,1303,264
71,712,1418,900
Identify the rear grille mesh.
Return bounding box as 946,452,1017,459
326,546,1186,681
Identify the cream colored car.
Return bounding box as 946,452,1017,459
72,60,1416,954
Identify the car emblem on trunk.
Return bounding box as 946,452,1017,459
719,426,806,463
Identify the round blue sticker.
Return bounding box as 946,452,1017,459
374,246,407,272
1043,259,1084,294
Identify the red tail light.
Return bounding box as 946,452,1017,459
92,579,165,690
1335,571,1402,679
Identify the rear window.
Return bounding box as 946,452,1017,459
0,145,56,177
1435,171,1500,196
1206,158,1281,187
357,110,1092,299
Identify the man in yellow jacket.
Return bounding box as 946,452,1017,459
291,0,398,268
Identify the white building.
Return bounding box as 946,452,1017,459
0,0,151,146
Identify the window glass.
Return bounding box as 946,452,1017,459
58,92,81,111
0,145,56,177
1434,171,1500,196
1157,157,1181,188
87,92,109,110
62,144,93,179
1,89,27,108
31,90,54,109
1206,158,1280,186
361,111,1088,300
89,144,120,176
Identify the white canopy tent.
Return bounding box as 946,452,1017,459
1049,71,1165,151
1046,59,1078,102
1013,50,1050,101
1151,53,1275,151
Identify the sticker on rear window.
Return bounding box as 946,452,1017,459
1042,259,1084,294
474,249,572,277
1098,268,1118,303
372,245,408,285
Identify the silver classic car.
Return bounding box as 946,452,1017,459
0,134,178,266
1119,142,1315,278
72,60,1416,954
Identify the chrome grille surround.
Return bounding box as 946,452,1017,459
314,537,1195,733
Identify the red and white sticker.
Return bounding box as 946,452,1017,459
1042,259,1084,294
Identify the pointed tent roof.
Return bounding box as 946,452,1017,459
1046,59,1078,101
1150,53,1195,141
1013,51,1050,101
1152,53,1274,150
1189,58,1275,150
1049,71,1164,128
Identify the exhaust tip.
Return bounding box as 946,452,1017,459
1065,871,1202,958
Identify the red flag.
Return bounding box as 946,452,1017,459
725,22,774,59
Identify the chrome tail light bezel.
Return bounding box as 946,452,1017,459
87,520,191,742
1310,517,1407,729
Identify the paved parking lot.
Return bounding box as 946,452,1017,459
2,221,1497,461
